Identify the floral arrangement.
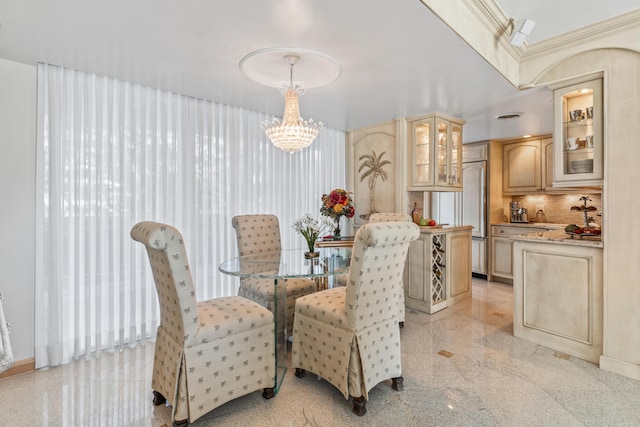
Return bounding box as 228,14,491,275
293,214,335,253
320,188,355,222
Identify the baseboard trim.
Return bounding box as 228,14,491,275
0,358,36,379
599,355,640,381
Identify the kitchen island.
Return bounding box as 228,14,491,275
512,229,603,363
404,225,473,314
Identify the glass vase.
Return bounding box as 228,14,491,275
305,240,319,259
333,218,341,240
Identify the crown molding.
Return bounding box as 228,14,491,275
461,0,525,60
519,9,640,87
418,0,521,86
522,8,640,58
422,1,640,89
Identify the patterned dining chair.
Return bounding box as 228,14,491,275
131,221,275,427
292,221,420,416
369,213,412,326
335,213,412,326
231,214,317,335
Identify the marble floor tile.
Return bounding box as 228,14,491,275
1,279,639,426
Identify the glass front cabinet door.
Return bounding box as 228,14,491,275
552,77,603,187
408,113,464,191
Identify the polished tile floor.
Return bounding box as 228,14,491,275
2,279,640,426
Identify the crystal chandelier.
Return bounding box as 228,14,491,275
261,55,323,153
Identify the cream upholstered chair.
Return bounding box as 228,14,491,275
335,213,412,325
231,214,317,335
369,213,412,326
369,212,412,223
131,222,275,427
292,221,420,416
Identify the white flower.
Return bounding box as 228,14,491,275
293,214,334,251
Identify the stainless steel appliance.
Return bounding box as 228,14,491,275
510,202,529,223
510,201,519,222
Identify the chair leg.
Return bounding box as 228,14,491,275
295,368,307,378
352,395,367,416
262,387,275,399
152,390,166,406
173,419,188,427
391,376,404,391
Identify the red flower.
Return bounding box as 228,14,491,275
320,188,355,221
329,191,342,205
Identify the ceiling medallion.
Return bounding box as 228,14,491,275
240,48,342,153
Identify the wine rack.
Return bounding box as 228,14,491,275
431,234,446,304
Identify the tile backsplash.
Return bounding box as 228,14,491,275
512,193,602,225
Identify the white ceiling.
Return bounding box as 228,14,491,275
0,0,637,142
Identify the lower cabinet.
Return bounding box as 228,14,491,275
405,228,472,314
490,236,513,280
512,239,603,363
490,225,548,283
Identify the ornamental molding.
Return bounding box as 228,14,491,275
423,0,640,88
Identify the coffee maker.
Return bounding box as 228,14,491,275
510,202,528,223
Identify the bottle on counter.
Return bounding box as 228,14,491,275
411,203,423,225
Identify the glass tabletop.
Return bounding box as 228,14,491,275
218,248,352,279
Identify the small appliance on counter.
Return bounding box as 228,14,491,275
510,202,529,223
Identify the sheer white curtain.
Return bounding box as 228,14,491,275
35,63,346,368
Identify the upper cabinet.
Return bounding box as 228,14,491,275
407,113,464,191
552,77,603,187
502,138,544,194
503,136,595,195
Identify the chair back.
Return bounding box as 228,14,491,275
232,214,282,256
130,221,199,345
345,222,419,329
369,213,411,223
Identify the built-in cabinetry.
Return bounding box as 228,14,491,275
502,137,557,194
405,226,472,314
552,76,603,187
512,234,603,363
407,113,464,191
490,224,551,282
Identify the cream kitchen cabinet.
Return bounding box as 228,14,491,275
502,136,579,195
503,137,552,195
490,224,550,283
405,226,472,314
551,77,604,187
512,235,603,363
407,113,464,191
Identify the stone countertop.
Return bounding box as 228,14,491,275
491,222,568,229
511,228,603,248
418,225,473,234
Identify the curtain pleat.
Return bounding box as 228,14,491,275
35,63,347,367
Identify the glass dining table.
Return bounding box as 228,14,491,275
218,247,351,393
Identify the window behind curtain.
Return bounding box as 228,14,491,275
35,63,346,367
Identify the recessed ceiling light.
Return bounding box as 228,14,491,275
496,112,523,120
